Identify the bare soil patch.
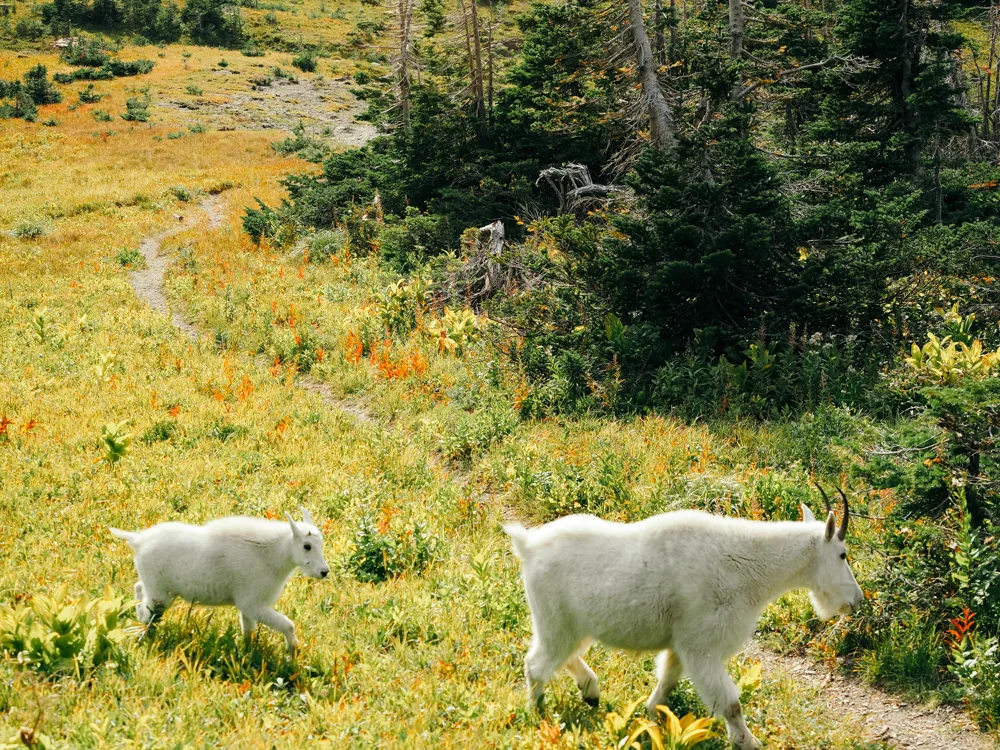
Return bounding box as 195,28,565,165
745,642,998,749
128,207,204,341
160,76,378,147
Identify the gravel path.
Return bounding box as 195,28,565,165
745,643,998,749
128,207,204,341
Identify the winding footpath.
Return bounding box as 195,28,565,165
127,199,999,750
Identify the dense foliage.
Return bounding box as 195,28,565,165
243,0,1000,727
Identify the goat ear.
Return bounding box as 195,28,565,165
300,506,314,527
824,511,836,542
285,511,300,538
801,504,816,523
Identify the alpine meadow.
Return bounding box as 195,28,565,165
3,0,1000,746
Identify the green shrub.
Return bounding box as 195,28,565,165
56,60,156,84
23,64,62,105
185,83,203,96
0,90,38,122
242,198,282,243
140,420,177,444
170,185,193,202
14,18,46,40
241,44,265,57
307,229,346,262
0,585,131,678
59,39,112,67
114,247,145,267
13,219,47,239
856,618,943,695
291,51,317,72
99,422,131,466
92,108,113,121
121,96,151,122
343,514,442,583
270,121,327,162
78,84,103,103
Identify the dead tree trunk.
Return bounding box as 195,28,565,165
396,0,415,127
728,0,744,60
457,0,486,123
626,0,675,150
486,4,495,121
653,0,666,67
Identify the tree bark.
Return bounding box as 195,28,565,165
469,0,486,122
457,0,485,122
728,0,744,60
654,0,666,67
626,0,676,150
397,0,413,128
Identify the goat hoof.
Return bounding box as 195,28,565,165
583,696,599,708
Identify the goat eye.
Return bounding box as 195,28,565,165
840,552,847,560
304,544,312,551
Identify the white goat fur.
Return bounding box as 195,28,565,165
110,508,329,655
505,506,863,749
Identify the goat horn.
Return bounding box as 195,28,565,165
813,482,832,516
837,487,850,541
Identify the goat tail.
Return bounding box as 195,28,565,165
503,523,531,560
109,527,139,548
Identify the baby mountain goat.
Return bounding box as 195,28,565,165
504,487,863,750
110,508,329,656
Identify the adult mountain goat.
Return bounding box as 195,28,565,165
110,508,329,656
504,487,863,750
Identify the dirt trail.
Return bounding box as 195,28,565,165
745,644,996,749
128,207,204,341
128,199,998,750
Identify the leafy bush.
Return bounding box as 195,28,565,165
242,198,282,244
170,185,193,202
59,38,112,67
13,220,47,239
0,91,38,122
121,96,151,122
271,121,328,162
424,307,486,356
55,60,155,84
291,51,317,72
114,246,145,267
343,513,441,583
140,420,177,443
181,0,245,47
78,84,103,103
14,18,46,40
440,402,519,463
307,229,346,262
0,585,130,678
99,422,131,465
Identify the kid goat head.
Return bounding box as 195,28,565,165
504,486,865,750
287,507,330,580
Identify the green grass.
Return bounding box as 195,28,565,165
0,193,901,748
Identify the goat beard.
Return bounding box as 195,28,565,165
809,590,840,622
